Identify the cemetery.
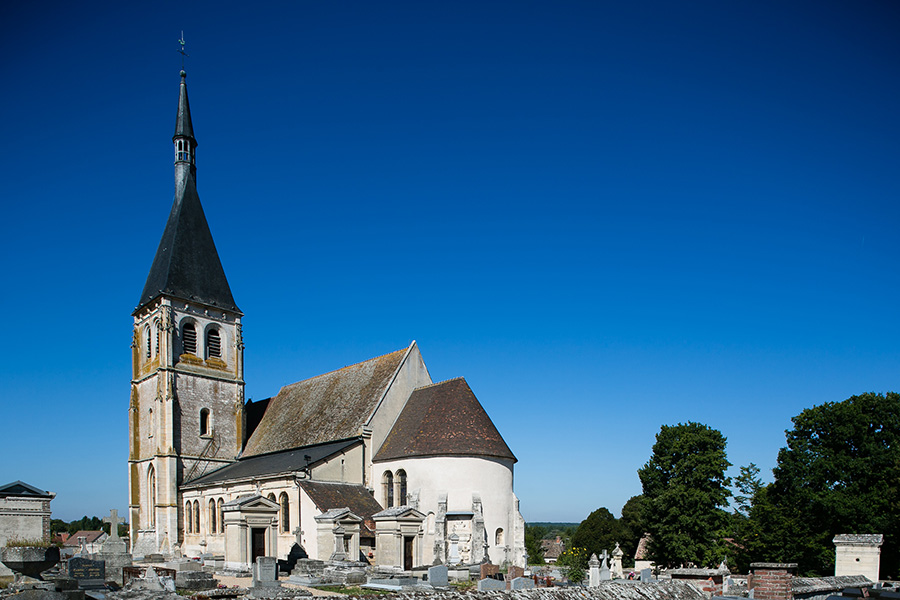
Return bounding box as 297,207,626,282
3,507,899,600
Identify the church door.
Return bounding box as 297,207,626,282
403,536,413,571
251,528,266,562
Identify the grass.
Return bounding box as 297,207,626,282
0,576,14,590
3,538,53,548
316,585,394,596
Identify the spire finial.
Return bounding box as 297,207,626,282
178,31,189,74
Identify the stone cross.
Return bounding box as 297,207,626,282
78,536,87,555
292,526,304,546
104,509,124,541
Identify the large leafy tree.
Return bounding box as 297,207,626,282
638,422,732,567
571,507,622,559
619,495,646,567
751,392,900,577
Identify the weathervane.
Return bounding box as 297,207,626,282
178,31,189,70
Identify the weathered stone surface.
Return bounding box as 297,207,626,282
386,581,707,600
174,570,217,590
511,577,535,590
478,578,507,591
792,574,872,596
428,564,449,587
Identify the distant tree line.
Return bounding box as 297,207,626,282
567,392,900,578
51,516,128,539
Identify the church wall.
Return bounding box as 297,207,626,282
366,345,432,473
181,477,324,561
374,456,526,567
310,446,364,485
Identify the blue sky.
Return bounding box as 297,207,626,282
1,0,897,523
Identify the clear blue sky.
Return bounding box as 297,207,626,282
1,1,897,524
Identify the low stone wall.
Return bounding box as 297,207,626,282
371,581,707,600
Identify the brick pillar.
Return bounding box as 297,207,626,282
749,562,796,600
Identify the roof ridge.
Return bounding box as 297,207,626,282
413,376,467,391
280,346,409,390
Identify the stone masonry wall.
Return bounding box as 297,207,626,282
379,582,705,600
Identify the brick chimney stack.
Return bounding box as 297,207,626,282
748,562,797,600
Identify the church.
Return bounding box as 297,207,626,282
127,70,526,572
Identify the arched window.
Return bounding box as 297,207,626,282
267,493,276,502
154,319,160,357
185,501,192,534
182,322,197,355
146,326,152,359
193,500,200,534
279,492,290,533
396,469,407,506
206,328,221,358
147,466,156,528
217,498,224,533
200,408,210,436
209,499,216,534
495,528,504,546
382,471,394,508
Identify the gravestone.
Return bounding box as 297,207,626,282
98,509,133,585
448,534,460,565
611,543,624,579
511,577,535,590
68,557,105,590
589,553,600,587
640,568,652,583
428,564,449,587
480,563,499,580
599,549,611,581
252,556,279,589
477,577,506,591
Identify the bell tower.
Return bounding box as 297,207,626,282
128,70,245,557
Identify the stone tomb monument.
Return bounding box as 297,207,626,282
67,557,105,590
428,564,449,587
98,509,133,585
252,556,279,589
834,534,883,581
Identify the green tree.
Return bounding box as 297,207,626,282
571,507,622,560
751,392,900,577
525,524,547,565
730,464,764,572
619,495,646,568
638,422,732,568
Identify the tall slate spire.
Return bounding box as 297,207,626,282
134,72,240,315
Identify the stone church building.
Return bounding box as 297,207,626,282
128,70,526,571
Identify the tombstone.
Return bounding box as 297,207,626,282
511,577,535,590
252,556,279,589
611,543,624,579
68,557,106,590
100,510,127,554
448,533,460,565
640,568,652,583
507,565,525,581
330,526,347,561
480,563,499,580
428,564,449,587
98,509,132,586
588,553,601,587
599,549,611,581
477,577,506,591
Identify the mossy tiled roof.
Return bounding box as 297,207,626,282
241,347,408,457
373,377,516,462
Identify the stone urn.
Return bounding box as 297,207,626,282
0,545,60,580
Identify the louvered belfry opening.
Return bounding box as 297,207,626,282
183,323,197,355
207,329,221,358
